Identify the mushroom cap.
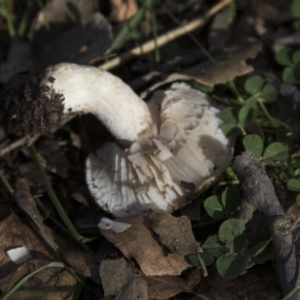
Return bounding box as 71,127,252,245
86,82,232,217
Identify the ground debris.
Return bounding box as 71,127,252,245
0,213,76,299
100,258,148,300
99,215,190,276
142,42,262,97
142,271,201,300
15,178,45,231
147,209,201,256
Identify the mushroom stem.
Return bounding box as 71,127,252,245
43,63,154,145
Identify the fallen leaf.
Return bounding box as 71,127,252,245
0,214,76,298
32,12,112,67
99,215,189,276
0,1,112,83
200,270,281,300
142,274,196,300
209,6,233,51
142,43,262,98
0,39,36,84
148,210,201,256
109,0,138,22
185,43,262,86
100,258,148,300
63,249,101,284
36,139,70,178
15,178,45,230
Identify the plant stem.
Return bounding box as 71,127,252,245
29,146,94,251
0,169,14,195
150,10,159,63
18,0,34,37
0,0,15,37
257,98,297,133
228,80,244,104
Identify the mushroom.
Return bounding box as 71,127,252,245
3,63,232,217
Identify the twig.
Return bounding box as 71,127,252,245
99,0,232,70
0,135,39,157
0,115,75,158
233,152,300,298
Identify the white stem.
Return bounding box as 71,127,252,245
42,63,154,144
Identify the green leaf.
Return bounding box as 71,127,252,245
221,186,241,212
287,179,300,191
293,51,300,64
216,254,248,278
263,142,289,166
244,76,264,95
261,84,278,103
219,107,239,124
244,96,258,110
221,124,243,137
218,219,246,252
294,63,300,79
283,66,297,84
243,134,264,159
296,194,300,205
244,238,272,259
276,48,293,66
238,106,255,126
291,156,300,167
202,235,228,257
204,196,225,219
293,19,300,30
292,0,300,17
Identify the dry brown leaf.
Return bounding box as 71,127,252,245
0,2,112,83
99,215,189,276
147,210,201,256
63,249,101,284
15,178,45,230
109,0,138,22
29,0,98,40
28,0,112,68
100,258,148,300
209,6,233,50
36,139,70,178
0,39,36,84
142,274,195,300
183,42,262,86
142,43,262,98
0,214,76,298
200,270,281,300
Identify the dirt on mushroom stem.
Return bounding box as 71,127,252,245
0,71,66,137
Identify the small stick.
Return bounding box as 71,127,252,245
99,0,232,70
233,152,300,298
0,114,75,158
0,135,39,157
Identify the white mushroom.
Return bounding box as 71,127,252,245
35,63,232,217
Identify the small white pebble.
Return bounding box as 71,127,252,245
6,246,33,264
